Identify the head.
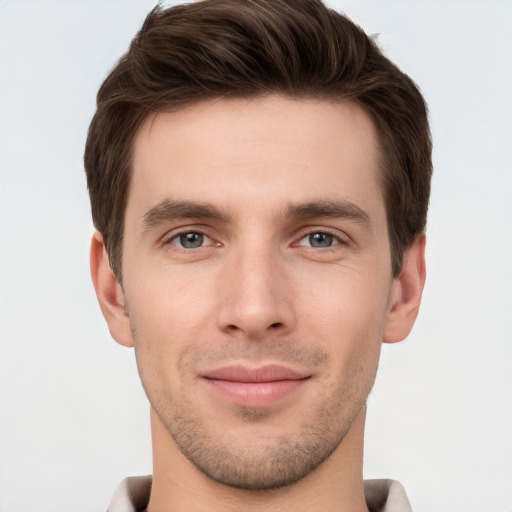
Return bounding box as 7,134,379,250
86,0,431,495
85,0,431,282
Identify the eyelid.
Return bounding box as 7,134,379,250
297,234,341,248
293,227,349,247
160,225,220,249
171,232,213,248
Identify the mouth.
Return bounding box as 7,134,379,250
201,364,311,408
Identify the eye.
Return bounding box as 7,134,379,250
298,232,341,248
170,231,213,249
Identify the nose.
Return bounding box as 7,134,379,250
216,243,296,339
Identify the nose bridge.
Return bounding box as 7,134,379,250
216,235,294,337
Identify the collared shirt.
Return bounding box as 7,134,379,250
106,475,413,512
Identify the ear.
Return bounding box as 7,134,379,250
383,234,426,344
90,231,134,347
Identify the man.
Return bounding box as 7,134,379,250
84,0,431,510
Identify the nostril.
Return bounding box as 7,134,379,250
269,322,282,329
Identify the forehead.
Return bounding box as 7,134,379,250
129,96,384,224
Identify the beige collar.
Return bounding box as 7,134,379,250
107,476,412,512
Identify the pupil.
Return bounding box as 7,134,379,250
310,233,332,247
181,232,203,248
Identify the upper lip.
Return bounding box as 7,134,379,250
202,364,309,383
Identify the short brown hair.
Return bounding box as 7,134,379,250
84,0,432,279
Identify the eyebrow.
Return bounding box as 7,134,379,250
141,198,372,234
141,199,230,233
282,200,371,228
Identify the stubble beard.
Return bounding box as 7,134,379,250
138,338,378,491
156,388,366,490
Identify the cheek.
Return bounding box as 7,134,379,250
124,266,218,385
299,269,389,369
128,262,216,328
302,266,390,330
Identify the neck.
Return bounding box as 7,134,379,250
147,407,369,512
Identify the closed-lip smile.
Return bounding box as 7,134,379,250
201,364,310,407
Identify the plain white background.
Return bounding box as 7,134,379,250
1,1,511,510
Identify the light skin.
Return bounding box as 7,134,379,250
91,96,426,512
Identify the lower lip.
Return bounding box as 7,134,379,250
204,378,307,407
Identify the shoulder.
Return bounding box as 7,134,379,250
364,479,413,512
106,475,152,512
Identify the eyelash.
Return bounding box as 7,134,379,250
165,230,216,250
296,231,346,250
163,228,348,252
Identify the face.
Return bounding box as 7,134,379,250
117,97,402,489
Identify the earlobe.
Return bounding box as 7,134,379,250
383,234,426,344
90,231,134,347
